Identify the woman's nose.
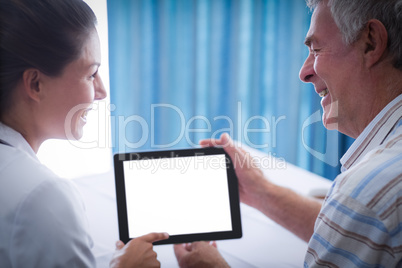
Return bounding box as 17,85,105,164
95,75,107,100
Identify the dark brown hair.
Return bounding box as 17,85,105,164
0,0,97,117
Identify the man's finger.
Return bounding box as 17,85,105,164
191,241,210,250
115,240,125,250
209,241,218,248
200,133,236,155
140,232,169,243
173,244,188,259
200,133,248,170
199,139,220,147
200,133,232,147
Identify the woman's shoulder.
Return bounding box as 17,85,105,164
0,145,81,215
0,146,95,267
1,145,60,186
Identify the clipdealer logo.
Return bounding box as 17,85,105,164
64,101,339,166
64,102,287,151
301,100,339,167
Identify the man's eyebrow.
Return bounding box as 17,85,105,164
304,36,313,47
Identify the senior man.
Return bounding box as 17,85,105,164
174,0,402,267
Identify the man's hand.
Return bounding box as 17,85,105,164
200,133,270,209
174,242,229,268
201,133,322,242
110,232,169,268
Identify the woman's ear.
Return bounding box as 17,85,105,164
22,69,43,102
361,19,388,68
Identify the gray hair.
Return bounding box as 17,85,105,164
306,0,402,69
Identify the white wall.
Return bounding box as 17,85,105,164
37,0,112,179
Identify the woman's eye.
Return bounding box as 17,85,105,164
91,70,98,79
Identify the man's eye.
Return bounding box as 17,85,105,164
311,49,320,56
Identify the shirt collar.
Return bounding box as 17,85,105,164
0,122,38,160
340,94,402,172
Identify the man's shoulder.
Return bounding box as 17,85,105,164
333,131,402,218
342,127,401,183
360,125,402,176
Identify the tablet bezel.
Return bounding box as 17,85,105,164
113,147,242,245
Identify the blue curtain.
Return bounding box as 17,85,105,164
107,0,354,180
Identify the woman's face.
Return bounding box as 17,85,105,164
38,29,107,140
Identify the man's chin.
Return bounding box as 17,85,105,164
322,114,339,130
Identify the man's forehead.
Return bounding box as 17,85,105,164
304,1,336,47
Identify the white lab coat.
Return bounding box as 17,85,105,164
0,122,95,267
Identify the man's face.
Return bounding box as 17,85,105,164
299,0,365,137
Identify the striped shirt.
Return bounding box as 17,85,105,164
304,94,402,267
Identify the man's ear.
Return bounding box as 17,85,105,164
22,69,43,102
361,19,388,68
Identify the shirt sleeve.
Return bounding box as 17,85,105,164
9,178,96,267
304,192,401,267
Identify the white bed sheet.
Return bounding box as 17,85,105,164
73,147,332,268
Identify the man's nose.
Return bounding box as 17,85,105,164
299,54,315,83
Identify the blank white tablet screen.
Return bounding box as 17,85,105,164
123,154,232,237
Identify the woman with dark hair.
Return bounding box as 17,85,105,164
0,0,167,267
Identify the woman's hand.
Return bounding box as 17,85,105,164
110,232,169,268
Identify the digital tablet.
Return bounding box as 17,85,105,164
113,147,242,245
